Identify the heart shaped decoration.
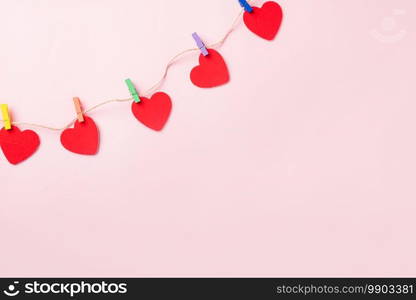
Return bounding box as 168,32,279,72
0,126,40,165
60,116,99,155
190,49,229,88
132,92,172,131
243,1,283,40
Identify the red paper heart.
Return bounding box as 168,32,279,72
190,49,229,88
243,1,283,40
131,92,172,131
0,126,40,165
60,116,99,155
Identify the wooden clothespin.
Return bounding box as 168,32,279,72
239,0,253,13
125,78,141,103
73,97,84,122
192,32,209,56
1,104,12,130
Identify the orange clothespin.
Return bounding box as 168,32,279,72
73,97,84,122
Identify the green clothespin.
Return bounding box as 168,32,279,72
125,78,141,103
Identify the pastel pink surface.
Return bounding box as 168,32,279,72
1,0,416,277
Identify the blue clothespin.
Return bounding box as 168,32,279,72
239,0,253,13
192,32,209,56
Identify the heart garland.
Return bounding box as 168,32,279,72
0,126,40,165
190,49,230,88
131,92,172,131
60,116,99,155
1,1,284,165
243,1,283,40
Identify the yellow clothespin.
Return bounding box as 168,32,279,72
1,104,11,130
73,97,84,122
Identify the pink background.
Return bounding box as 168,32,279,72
1,0,415,277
